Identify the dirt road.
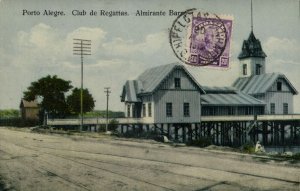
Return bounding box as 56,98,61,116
0,128,299,191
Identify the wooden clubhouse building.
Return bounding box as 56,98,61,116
118,31,299,146
48,31,300,147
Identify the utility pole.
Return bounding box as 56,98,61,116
73,39,91,132
104,87,111,132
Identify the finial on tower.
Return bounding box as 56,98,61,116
251,0,253,32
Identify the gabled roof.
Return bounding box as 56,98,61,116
238,31,267,59
20,99,39,108
201,90,265,106
233,73,298,95
121,63,205,102
121,80,142,102
137,63,205,94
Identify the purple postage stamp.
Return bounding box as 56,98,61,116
169,9,233,67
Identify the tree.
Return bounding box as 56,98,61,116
67,88,95,114
23,75,73,117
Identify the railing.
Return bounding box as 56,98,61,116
201,115,254,122
47,114,300,126
47,117,153,125
201,114,300,122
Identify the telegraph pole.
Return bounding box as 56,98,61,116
104,87,111,132
73,39,91,132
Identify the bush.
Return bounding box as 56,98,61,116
186,137,212,147
241,141,255,153
108,119,119,131
291,153,300,160
0,117,38,127
0,109,19,118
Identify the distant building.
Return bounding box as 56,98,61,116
233,31,298,114
20,99,39,120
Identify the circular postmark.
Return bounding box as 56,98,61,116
169,9,232,67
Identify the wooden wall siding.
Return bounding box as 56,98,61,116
153,90,201,123
269,78,293,92
158,68,198,90
264,92,294,114
22,108,39,120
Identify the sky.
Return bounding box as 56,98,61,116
0,0,299,113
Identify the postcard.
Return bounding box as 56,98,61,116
0,0,299,190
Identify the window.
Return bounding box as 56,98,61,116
166,103,172,117
174,78,181,89
127,105,130,117
277,82,282,91
148,103,152,117
132,105,136,118
256,64,261,75
243,64,247,75
283,103,288,114
270,103,275,114
183,103,190,117
142,104,146,117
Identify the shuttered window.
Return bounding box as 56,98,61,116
166,103,172,117
183,103,190,117
270,103,275,114
132,105,136,118
142,104,146,117
175,78,181,89
283,103,288,114
148,103,152,117
277,82,282,91
127,105,130,117
243,64,247,75
256,64,261,75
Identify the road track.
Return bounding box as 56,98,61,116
0,128,299,191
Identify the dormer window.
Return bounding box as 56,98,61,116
277,81,282,91
175,78,181,89
256,64,261,75
243,64,247,75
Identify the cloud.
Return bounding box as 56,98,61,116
264,37,300,61
0,23,170,110
102,31,168,57
65,27,107,56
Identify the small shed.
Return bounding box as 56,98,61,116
20,99,39,120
